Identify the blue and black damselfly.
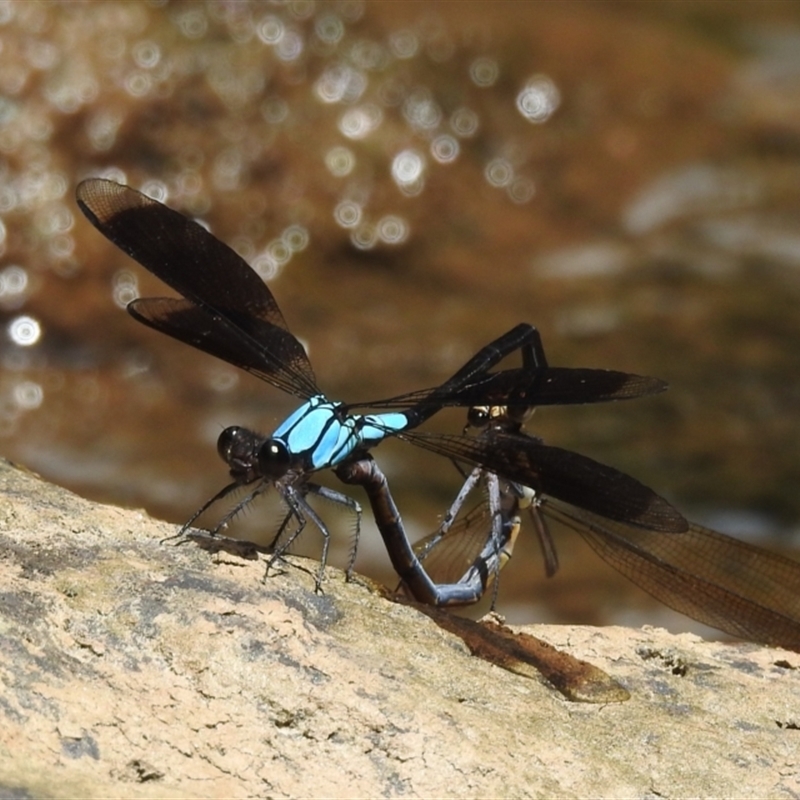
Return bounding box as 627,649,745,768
76,179,685,590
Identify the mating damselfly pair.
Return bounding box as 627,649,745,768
76,179,800,652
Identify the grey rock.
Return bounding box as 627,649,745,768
0,458,798,799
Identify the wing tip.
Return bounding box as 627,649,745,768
76,178,151,224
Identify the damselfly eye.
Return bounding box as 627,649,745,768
258,439,291,479
218,426,245,461
466,406,490,429
217,425,263,477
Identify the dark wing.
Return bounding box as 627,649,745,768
400,429,688,533
77,178,319,399
347,368,667,411
546,501,800,652
129,297,317,397
348,320,667,412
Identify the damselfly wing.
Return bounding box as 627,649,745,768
400,407,800,652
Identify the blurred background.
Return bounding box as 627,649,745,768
2,0,800,637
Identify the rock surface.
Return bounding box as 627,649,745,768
0,458,798,799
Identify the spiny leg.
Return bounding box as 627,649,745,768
161,479,250,545
303,484,363,582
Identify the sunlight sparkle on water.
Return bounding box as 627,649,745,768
430,134,459,164
402,89,442,131
0,266,28,303
87,109,124,151
450,107,479,137
35,203,73,236
252,251,279,281
256,14,284,45
13,380,43,410
508,177,535,204
339,104,382,139
389,29,418,59
94,166,128,187
267,239,292,267
212,149,243,191
0,61,28,96
249,223,310,280
314,64,367,104
112,269,140,309
282,224,309,253
325,146,355,176
288,0,316,22
261,96,289,124
349,39,389,71
8,315,41,346
391,149,425,195
176,170,203,197
25,38,58,71
351,222,377,250
124,71,153,98
204,364,239,394
314,13,345,46
275,28,304,61
334,200,362,229
44,65,99,113
0,185,15,215
484,158,514,188
132,40,161,69
49,233,74,260
175,7,208,40
516,75,560,123
377,215,408,245
231,236,255,262
469,57,499,88
140,180,168,203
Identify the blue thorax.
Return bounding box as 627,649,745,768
272,394,413,471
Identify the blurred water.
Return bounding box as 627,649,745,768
2,0,800,634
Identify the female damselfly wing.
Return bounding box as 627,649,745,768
393,405,800,652
335,431,692,609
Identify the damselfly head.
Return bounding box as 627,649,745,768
465,403,533,432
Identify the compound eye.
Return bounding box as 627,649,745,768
257,439,291,479
217,426,244,461
466,406,490,429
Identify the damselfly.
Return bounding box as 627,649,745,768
76,179,685,588
381,404,800,652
